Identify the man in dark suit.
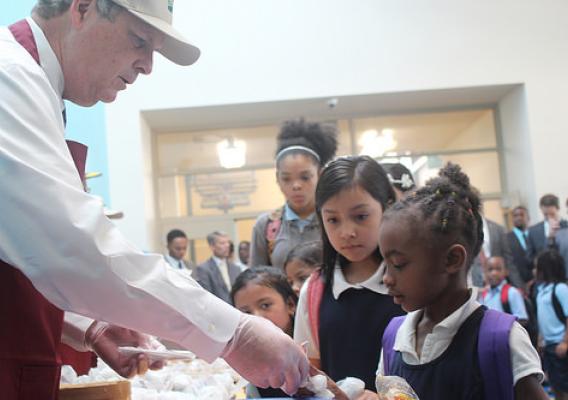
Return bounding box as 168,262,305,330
507,206,533,287
471,217,523,288
195,231,242,304
527,194,568,261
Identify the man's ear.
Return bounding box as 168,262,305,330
445,244,467,275
69,0,95,27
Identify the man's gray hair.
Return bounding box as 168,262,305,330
206,231,228,246
34,0,123,21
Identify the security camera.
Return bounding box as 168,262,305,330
327,98,338,109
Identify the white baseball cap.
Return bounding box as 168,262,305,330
111,0,200,66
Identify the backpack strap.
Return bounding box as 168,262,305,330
306,270,325,350
501,283,512,315
265,207,284,261
381,316,406,376
552,283,567,325
478,308,516,400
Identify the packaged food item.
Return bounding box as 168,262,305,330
375,375,419,400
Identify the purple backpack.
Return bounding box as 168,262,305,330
382,308,515,400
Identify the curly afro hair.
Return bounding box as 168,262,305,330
276,118,338,167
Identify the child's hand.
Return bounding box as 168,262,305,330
555,341,568,358
355,389,379,400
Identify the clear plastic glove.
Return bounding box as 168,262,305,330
220,313,309,395
85,321,166,378
295,365,349,399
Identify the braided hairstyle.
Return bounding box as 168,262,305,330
275,118,338,168
385,163,484,268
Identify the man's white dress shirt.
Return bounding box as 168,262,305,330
0,18,240,361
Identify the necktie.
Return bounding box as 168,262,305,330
521,232,528,251
178,260,183,270
219,260,231,289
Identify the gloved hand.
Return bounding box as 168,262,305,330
221,313,309,395
85,321,165,378
295,365,349,400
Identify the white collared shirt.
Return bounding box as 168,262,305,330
376,290,543,385
294,263,388,358
0,20,240,361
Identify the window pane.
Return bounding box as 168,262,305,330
399,151,501,194
483,199,506,227
189,169,284,217
156,124,280,175
158,175,188,218
354,109,496,156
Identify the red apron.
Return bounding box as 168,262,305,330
0,20,93,399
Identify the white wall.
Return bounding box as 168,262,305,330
106,0,568,249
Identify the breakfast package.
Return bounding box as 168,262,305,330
375,375,419,400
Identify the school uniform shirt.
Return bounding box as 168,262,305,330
376,289,543,385
294,263,390,359
249,204,320,269
481,281,528,320
0,18,240,361
535,282,568,345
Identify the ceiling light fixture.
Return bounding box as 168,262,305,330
358,128,397,157
217,137,246,169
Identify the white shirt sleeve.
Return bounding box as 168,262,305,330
293,279,319,359
0,57,240,362
509,321,544,385
62,312,95,352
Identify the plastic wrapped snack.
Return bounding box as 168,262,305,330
375,375,419,400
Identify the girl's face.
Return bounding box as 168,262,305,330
277,154,319,214
285,259,316,296
321,185,384,263
379,216,451,312
233,282,296,335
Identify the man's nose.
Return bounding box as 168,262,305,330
136,49,154,75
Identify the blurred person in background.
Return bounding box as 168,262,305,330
195,232,241,303
528,194,568,261
164,229,193,271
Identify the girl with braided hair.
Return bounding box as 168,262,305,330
377,163,546,400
